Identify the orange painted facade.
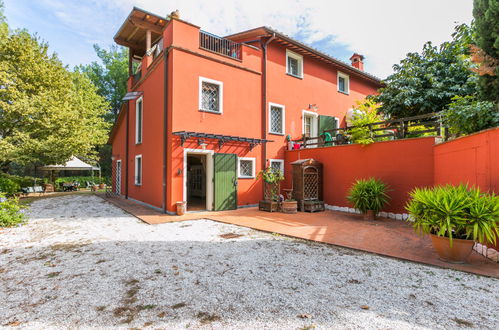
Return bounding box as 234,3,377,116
110,8,381,213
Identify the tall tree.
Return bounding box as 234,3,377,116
375,24,477,118
0,27,110,171
473,0,499,102
77,45,128,121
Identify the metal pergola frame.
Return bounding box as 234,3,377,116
173,131,273,151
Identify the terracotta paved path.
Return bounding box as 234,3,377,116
100,195,498,278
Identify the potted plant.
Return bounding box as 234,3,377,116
406,184,499,263
258,167,284,212
347,178,390,220
281,189,297,214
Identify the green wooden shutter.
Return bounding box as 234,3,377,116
213,153,237,211
319,115,338,134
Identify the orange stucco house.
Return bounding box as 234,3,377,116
109,7,382,214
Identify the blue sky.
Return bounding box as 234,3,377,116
4,0,473,78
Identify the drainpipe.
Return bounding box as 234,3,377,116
260,33,275,193
125,102,129,199
162,48,171,213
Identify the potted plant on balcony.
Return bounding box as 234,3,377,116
347,178,390,220
258,167,284,212
406,184,499,263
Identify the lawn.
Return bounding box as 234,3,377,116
0,195,497,329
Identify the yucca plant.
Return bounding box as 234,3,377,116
347,178,390,214
406,184,499,246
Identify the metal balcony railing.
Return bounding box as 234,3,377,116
291,112,449,149
199,31,241,60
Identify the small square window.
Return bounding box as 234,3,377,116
286,50,303,78
269,103,285,135
199,77,223,113
338,72,349,94
238,157,255,178
269,159,284,175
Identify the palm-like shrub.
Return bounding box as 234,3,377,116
347,178,390,213
406,184,499,246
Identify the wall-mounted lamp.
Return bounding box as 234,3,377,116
177,168,182,175
198,138,207,150
308,104,318,111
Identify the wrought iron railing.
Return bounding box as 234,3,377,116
291,112,448,149
199,31,241,60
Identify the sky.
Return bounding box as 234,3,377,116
4,0,473,79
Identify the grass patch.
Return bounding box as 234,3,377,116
171,302,187,309
196,311,221,324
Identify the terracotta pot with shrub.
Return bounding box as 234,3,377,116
347,178,390,220
406,184,499,263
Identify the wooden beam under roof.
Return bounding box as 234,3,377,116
128,16,163,35
114,37,145,51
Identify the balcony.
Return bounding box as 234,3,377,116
199,31,241,60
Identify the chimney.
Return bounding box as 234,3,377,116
350,53,365,71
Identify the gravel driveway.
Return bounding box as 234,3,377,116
0,194,497,329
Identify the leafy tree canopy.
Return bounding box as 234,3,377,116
374,24,477,118
76,45,128,121
473,0,499,102
0,26,110,171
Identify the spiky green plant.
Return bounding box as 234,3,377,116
406,184,499,247
347,178,390,214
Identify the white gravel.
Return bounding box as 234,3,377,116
0,194,498,329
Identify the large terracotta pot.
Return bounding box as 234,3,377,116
430,234,474,263
363,210,375,221
176,201,187,216
281,200,297,214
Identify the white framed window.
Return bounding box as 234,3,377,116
302,110,319,137
286,49,303,78
269,159,284,175
268,102,285,135
134,155,142,186
337,71,349,94
199,77,223,113
135,97,143,144
238,157,255,179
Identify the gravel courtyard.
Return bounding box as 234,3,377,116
0,195,498,329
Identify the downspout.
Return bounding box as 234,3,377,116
162,48,170,213
125,102,129,199
260,33,276,188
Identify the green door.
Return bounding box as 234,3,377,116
213,153,237,211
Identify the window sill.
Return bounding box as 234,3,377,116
238,176,255,179
269,131,285,136
286,73,303,79
134,183,142,186
135,142,142,145
199,109,222,115
337,90,350,95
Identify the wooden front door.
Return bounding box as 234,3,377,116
213,153,237,211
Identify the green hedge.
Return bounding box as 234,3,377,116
0,193,25,227
0,174,47,195
55,176,111,185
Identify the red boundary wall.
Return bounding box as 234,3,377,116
285,128,499,213
434,127,499,193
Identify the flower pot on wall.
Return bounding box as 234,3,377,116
99,183,105,189
430,234,474,263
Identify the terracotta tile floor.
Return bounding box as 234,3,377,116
99,194,498,278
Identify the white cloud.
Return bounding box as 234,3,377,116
45,0,475,78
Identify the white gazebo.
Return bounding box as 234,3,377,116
40,156,101,178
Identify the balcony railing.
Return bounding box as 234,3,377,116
291,112,448,149
199,31,241,60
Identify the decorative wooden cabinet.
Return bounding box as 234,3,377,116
291,158,325,212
